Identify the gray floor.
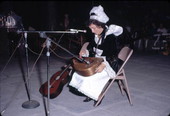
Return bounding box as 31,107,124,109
0,49,170,116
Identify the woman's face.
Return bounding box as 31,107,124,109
89,23,103,35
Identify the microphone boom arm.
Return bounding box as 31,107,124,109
50,39,90,64
17,30,89,64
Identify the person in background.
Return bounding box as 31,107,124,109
69,5,123,106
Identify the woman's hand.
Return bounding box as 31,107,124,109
95,62,106,73
79,42,89,58
79,50,86,58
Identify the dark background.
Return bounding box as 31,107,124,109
0,1,170,56
1,1,170,30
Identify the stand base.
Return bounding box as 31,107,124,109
22,100,40,109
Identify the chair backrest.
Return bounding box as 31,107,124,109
117,46,133,75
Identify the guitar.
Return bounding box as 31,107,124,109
39,65,71,99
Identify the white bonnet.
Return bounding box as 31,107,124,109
89,5,109,24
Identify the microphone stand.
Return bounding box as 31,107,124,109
41,33,90,116
22,32,40,109
38,32,89,116
46,37,51,116
50,38,90,64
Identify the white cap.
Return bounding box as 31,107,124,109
89,5,109,24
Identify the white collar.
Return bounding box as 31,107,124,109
94,24,123,44
105,24,123,37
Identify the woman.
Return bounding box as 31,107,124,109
69,5,123,105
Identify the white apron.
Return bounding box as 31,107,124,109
69,56,116,101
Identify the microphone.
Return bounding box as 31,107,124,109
69,29,87,33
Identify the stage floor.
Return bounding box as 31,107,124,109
0,50,170,116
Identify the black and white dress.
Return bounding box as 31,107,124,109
69,24,123,100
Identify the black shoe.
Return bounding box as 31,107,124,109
83,97,92,102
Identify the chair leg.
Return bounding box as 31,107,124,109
94,70,133,106
94,79,115,107
118,80,125,96
94,93,104,107
122,70,133,105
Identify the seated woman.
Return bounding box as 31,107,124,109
69,5,123,106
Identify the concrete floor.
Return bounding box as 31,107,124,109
0,48,170,116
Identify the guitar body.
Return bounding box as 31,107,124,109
72,57,104,76
39,70,69,99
